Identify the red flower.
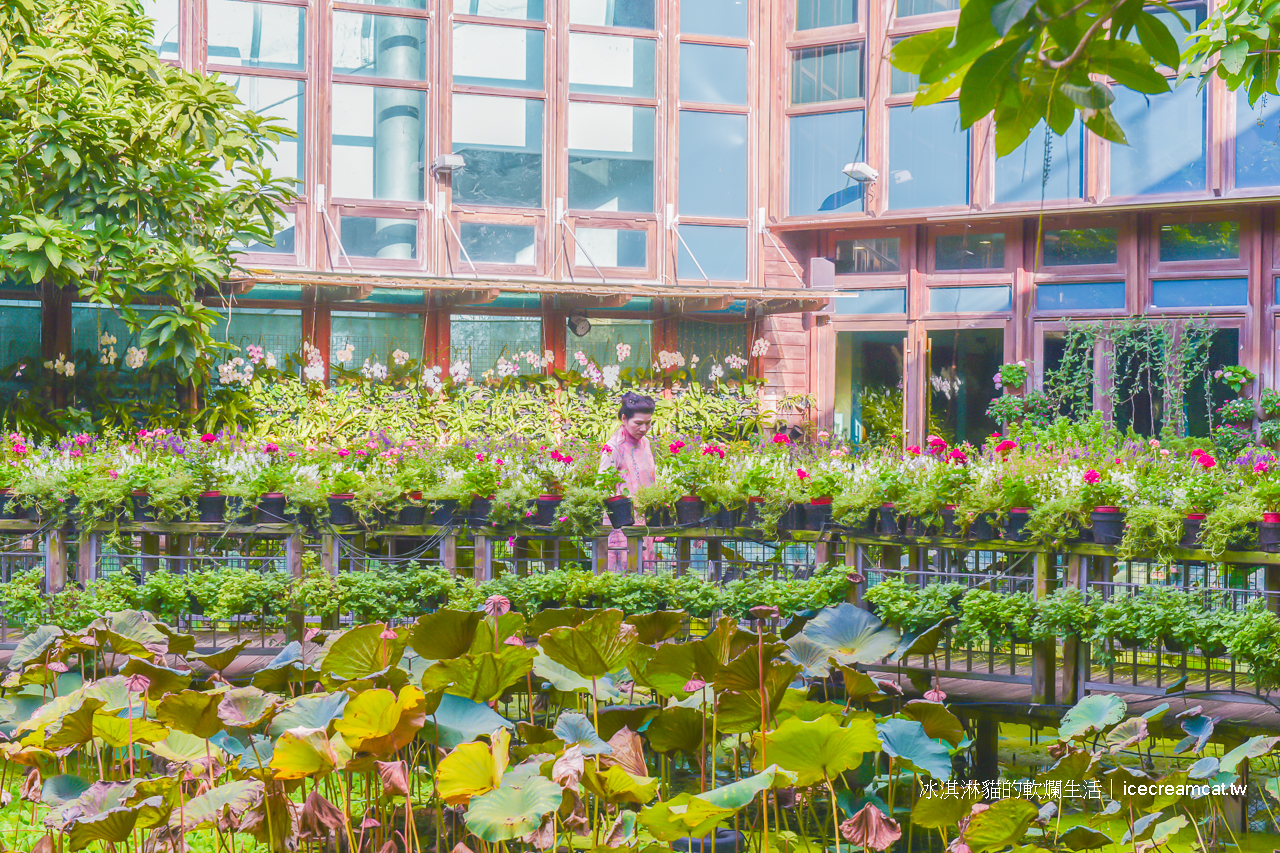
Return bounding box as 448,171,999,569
796,468,809,480
1083,469,1100,484
336,448,350,457
200,433,217,443
995,439,1018,454
926,435,947,454
1198,454,1217,469
1191,448,1205,457
946,449,967,465
262,443,279,453
669,440,686,454
906,445,921,455
772,433,792,445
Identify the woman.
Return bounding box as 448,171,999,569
600,392,657,573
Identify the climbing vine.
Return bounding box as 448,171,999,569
1043,324,1098,420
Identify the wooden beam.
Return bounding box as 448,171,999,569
318,283,373,302
753,297,829,315
669,295,734,312
429,288,501,308
552,293,633,311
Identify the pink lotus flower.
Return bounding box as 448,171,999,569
504,636,526,647
683,678,707,693
379,625,398,640
484,595,511,618
1083,469,1100,484
1198,454,1217,469
923,688,947,702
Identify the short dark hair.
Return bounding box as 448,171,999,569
618,392,656,420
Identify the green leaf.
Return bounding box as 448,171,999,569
911,786,981,828
900,701,965,747
960,39,1030,127
890,28,954,75
92,712,169,748
1220,735,1280,775
625,611,686,644
423,646,537,704
643,706,706,755
1219,39,1248,76
1056,824,1113,850
156,691,224,740
268,692,349,739
795,603,899,666
435,728,508,805
422,693,513,750
42,774,92,806
583,764,660,804
321,624,408,683
170,780,263,831
270,727,339,779
553,712,612,756
755,713,880,786
1059,695,1125,740
539,609,638,680
409,610,483,659
962,797,1039,852
333,685,426,756
876,718,953,781
990,0,1035,35
1135,10,1182,70
217,686,278,730
464,777,562,842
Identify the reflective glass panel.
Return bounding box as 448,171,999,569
236,211,296,255
831,289,906,314
837,330,905,447
1159,221,1239,261
574,229,647,269
210,308,302,364
678,111,747,217
1036,281,1125,311
681,0,747,37
936,232,1005,270
677,320,749,381
792,42,863,104
453,23,543,90
451,315,543,375
889,38,918,94
333,12,427,80
677,225,747,281
1151,278,1247,307
331,312,424,373
897,0,958,14
223,76,305,184
208,0,305,70
928,286,1011,313
459,222,537,264
797,0,856,30
1042,228,1118,266
995,119,1084,203
568,103,654,212
345,0,426,9
680,43,748,105
453,0,544,21
1110,83,1205,195
452,95,544,208
339,216,418,259
570,319,652,369
570,0,655,28
1125,0,1206,54
928,327,1002,445
834,237,899,273
790,111,865,215
569,34,655,97
331,84,426,200
141,0,180,59
887,102,968,209
1235,88,1280,189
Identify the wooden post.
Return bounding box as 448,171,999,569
592,536,608,574
626,534,641,574
845,539,864,605
474,535,493,583
1267,562,1280,616
321,534,338,575
1061,553,1087,704
77,530,98,586
708,538,723,584
676,536,691,577
1031,550,1056,705
286,532,304,641
442,532,457,574
141,531,160,577
973,716,999,783
44,529,67,595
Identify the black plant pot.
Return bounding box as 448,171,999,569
877,504,904,536
1090,508,1125,546
328,494,357,526
292,507,319,535
1164,636,1186,654
197,492,226,524
604,496,635,528
803,499,833,531
1002,508,1031,542
1226,522,1259,552
397,494,427,526
647,506,674,527
430,499,459,527
1117,635,1142,650
534,495,562,526
1181,515,1204,548
940,506,960,537
225,495,246,522
841,508,876,535
468,496,494,526
255,492,287,524
1200,642,1227,658
969,512,997,541
131,492,155,523
776,503,803,534
675,496,705,526
673,829,745,853
1261,516,1280,553
0,490,18,520
713,504,743,529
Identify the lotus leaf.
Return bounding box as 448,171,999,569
39,696,106,749
88,611,170,658
322,624,409,683
533,651,621,700
909,786,981,828
170,780,264,831
582,764,660,804
755,713,880,786
596,705,659,740
1058,694,1125,740
891,621,947,662
1105,716,1149,753
631,642,698,696
423,693,514,750
900,701,965,747
540,610,638,679
145,731,224,768
782,633,839,678
714,659,799,735
464,776,562,842
268,692,349,738
436,728,510,805
554,712,613,756
93,711,170,747
624,611,686,644
875,718,952,781
527,607,591,637
218,686,278,730
795,604,899,666
156,691,224,739
1220,735,1280,775
8,625,63,671
252,642,320,691
41,774,92,806
335,685,427,755
1037,750,1095,782
120,658,192,699
192,640,250,674
422,646,537,703
640,706,705,755
1120,810,1165,845
1176,712,1216,754
270,726,340,779
962,798,1038,853
1149,815,1188,846
409,610,484,659
1055,825,1113,850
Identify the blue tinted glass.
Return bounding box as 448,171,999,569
333,12,425,79
679,111,747,217
797,0,856,29
569,34,655,97
570,0,655,28
889,38,918,94
897,0,958,14
568,103,654,212
789,110,865,215
995,119,1083,203
210,0,306,71
680,43,748,104
677,225,747,281
331,311,424,372
681,0,747,37
574,229,647,269
340,216,418,259
1110,84,1205,195
792,43,862,104
1035,281,1125,311
452,95,543,208
928,286,1011,313
452,23,544,89
1235,88,1280,189
1159,222,1239,261
1151,278,1247,308
832,289,906,314
332,84,426,201
453,0,543,21
459,222,537,264
888,102,968,209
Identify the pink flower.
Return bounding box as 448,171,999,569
1083,469,1100,484
287,451,296,458
563,455,573,464
946,449,967,465
108,469,118,479
994,439,1017,454
262,443,279,453
926,435,947,454
504,636,526,647
669,441,686,454
476,452,485,462
1191,448,1205,457
1198,454,1217,469
683,678,707,693
484,595,511,618
379,625,398,640
70,449,81,458
337,448,350,457
772,433,791,445
1256,460,1270,473
11,443,26,455
906,445,921,455
602,444,613,453
796,468,809,480
201,433,217,443
355,449,367,456
73,434,90,446
923,688,947,702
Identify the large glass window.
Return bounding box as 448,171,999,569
1041,228,1118,266
238,211,296,255
1235,89,1280,189
141,0,180,60
452,95,544,208
994,119,1084,203
834,237,899,273
887,102,968,209
897,0,959,14
0,301,42,372
1109,83,1205,196
936,232,1005,271
1036,281,1125,311
454,0,543,21
677,320,746,381
567,104,654,212
681,0,747,38
889,38,918,94
340,215,418,259
207,0,305,70
679,44,748,105
331,84,426,200
678,111,747,217
677,225,747,281
459,222,537,264
333,12,426,80
831,289,906,314
569,318,652,369
789,110,865,215
928,286,1011,313
569,34,655,97
349,0,427,9
928,328,1002,445
573,228,647,269
837,331,904,447
792,43,863,104
1151,277,1247,308
451,315,543,375
331,312,424,372
452,23,543,90
1158,221,1239,262
570,0,655,28
797,0,856,30
223,76,305,184
210,308,303,363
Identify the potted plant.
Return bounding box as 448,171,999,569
1004,591,1037,643
1215,397,1256,427
1216,364,1255,395
596,465,633,528
1082,467,1127,545
954,587,1007,648
532,448,575,525
1032,587,1096,644
1091,591,1145,651
327,469,362,525
462,452,503,525
633,478,680,528
664,440,706,525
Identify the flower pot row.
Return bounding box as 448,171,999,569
626,496,836,532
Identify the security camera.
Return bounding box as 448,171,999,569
431,154,466,174
842,162,878,183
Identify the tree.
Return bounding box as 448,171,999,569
0,0,294,387
889,0,1240,155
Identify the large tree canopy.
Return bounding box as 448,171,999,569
0,0,293,379
891,0,1280,156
